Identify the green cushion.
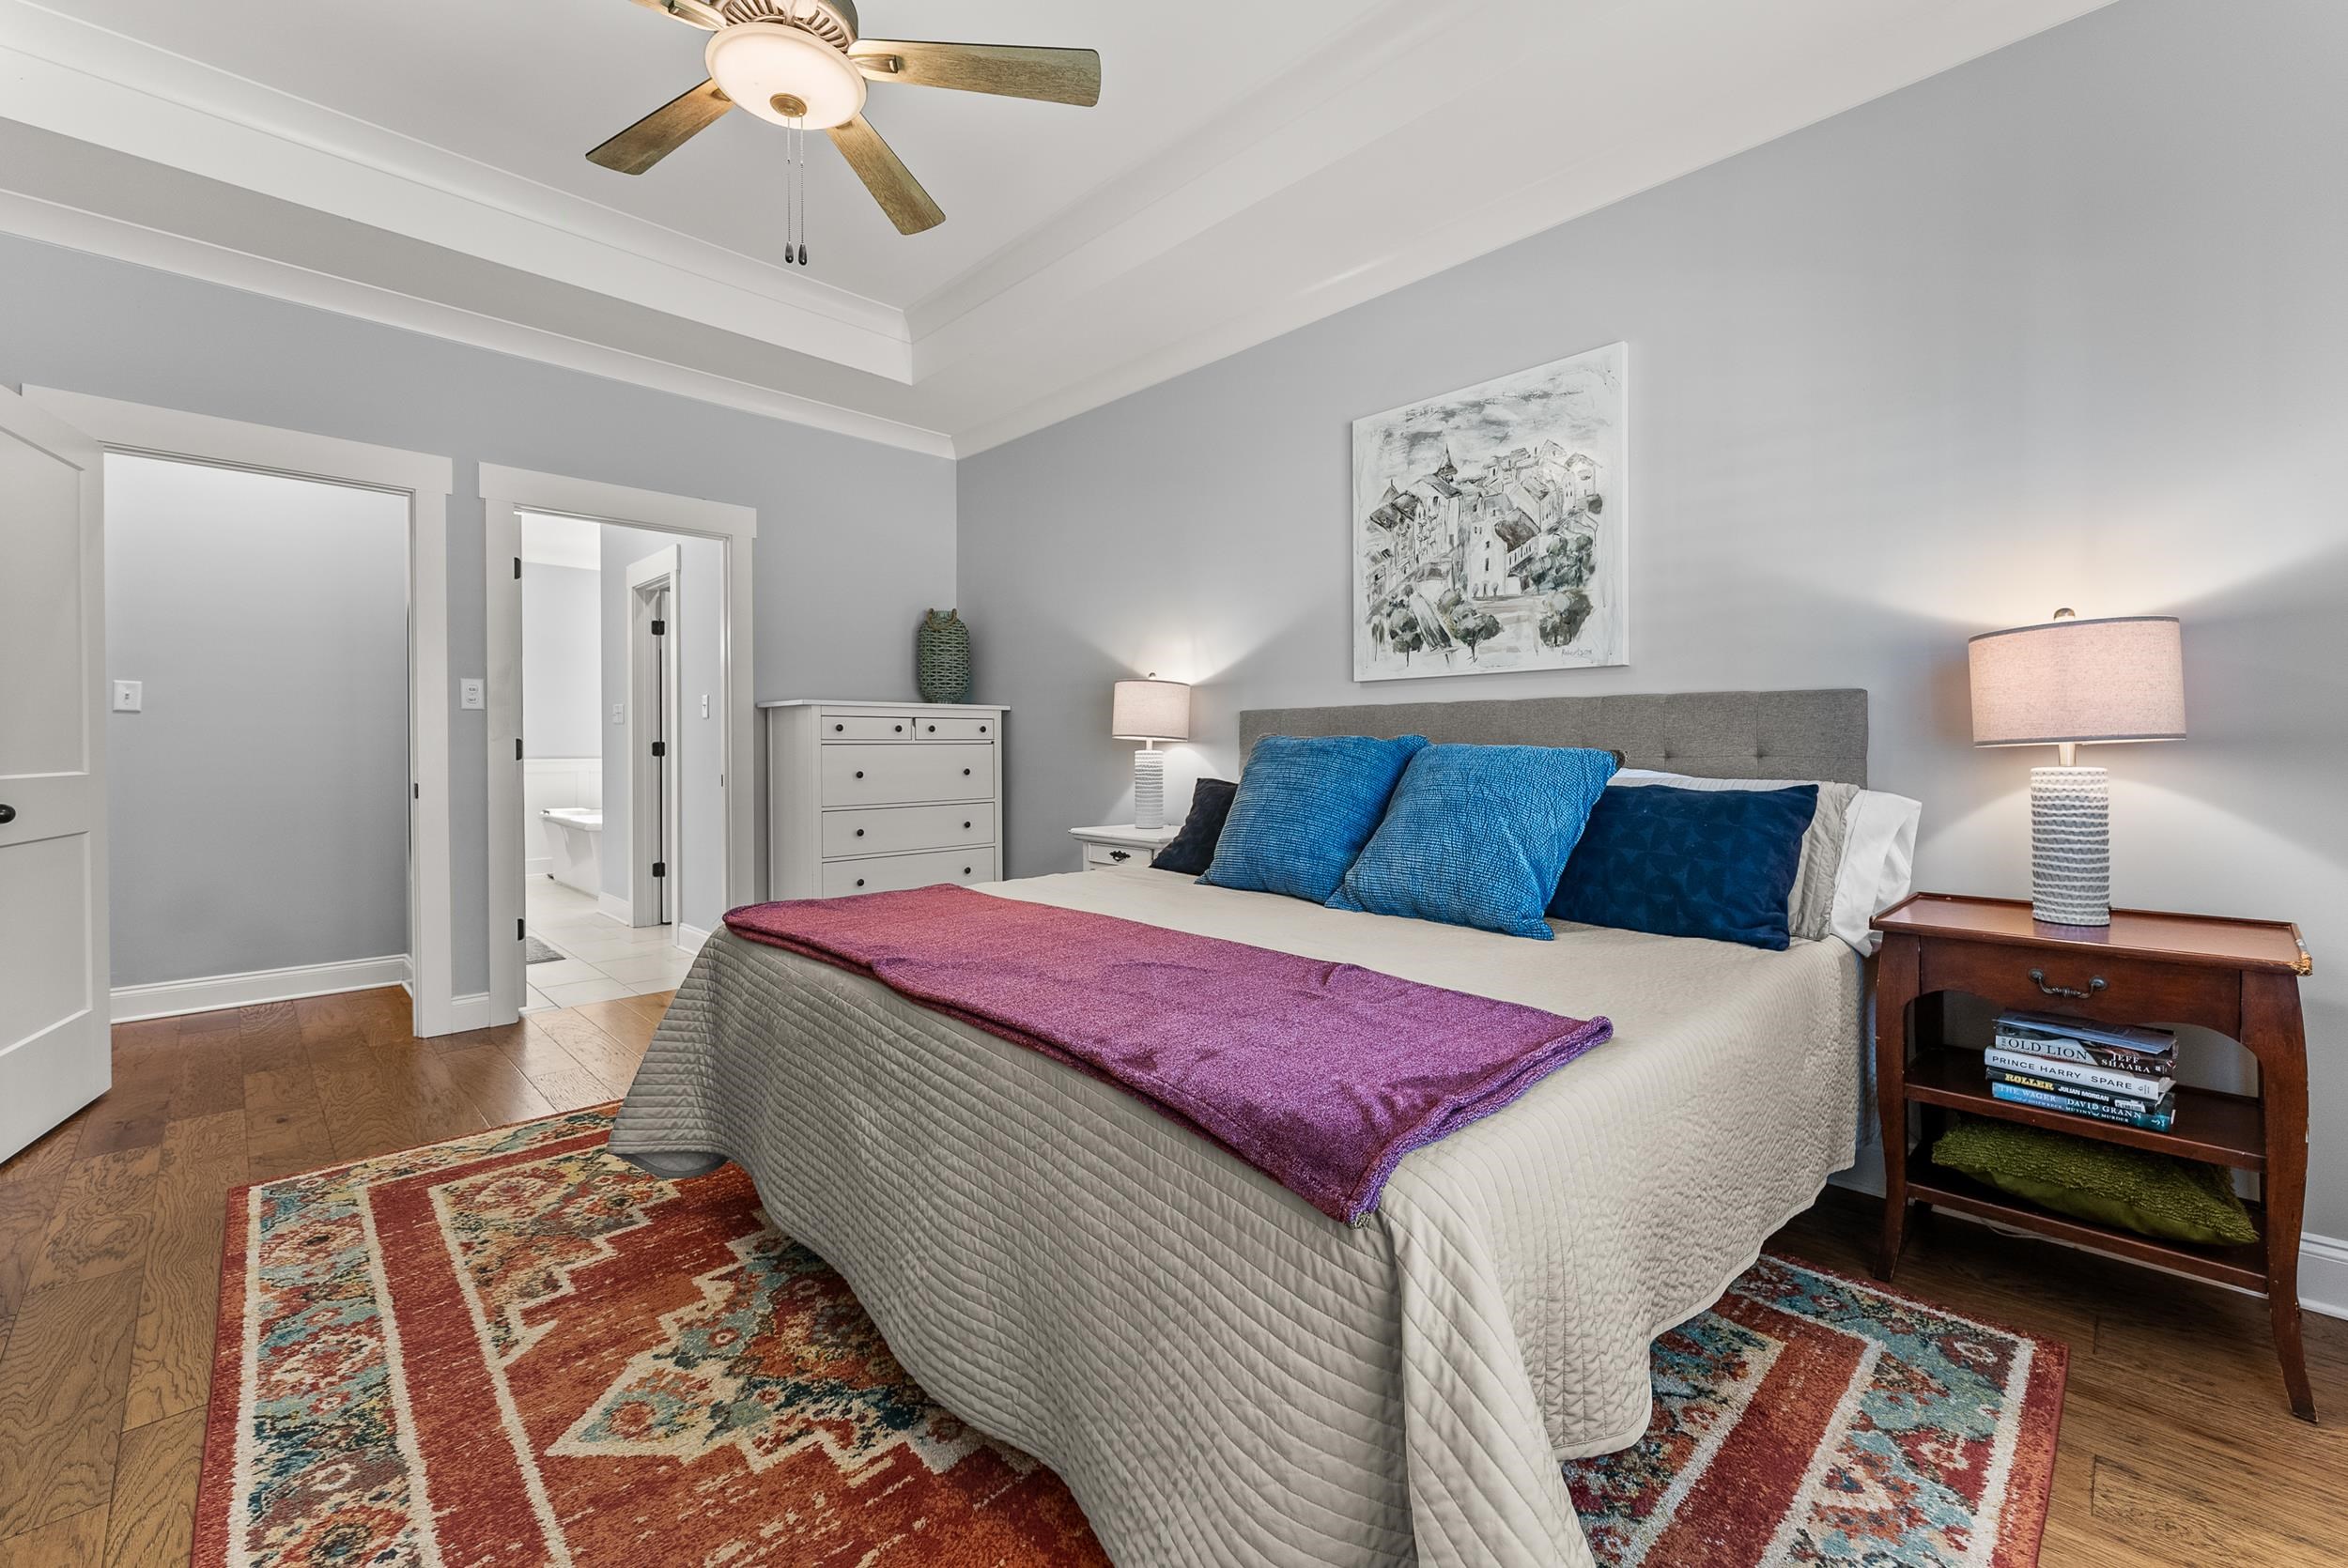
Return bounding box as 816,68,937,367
1932,1115,2258,1247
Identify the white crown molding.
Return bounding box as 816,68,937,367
0,189,955,456
0,5,909,373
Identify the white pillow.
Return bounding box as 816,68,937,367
1610,771,1921,954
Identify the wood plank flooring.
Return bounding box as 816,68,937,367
0,983,2339,1565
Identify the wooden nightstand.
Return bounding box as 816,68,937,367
1069,822,1179,873
1872,892,2316,1418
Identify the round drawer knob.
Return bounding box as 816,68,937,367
855,828,865,838
856,877,866,887
928,724,936,732
855,770,865,778
964,866,973,875
980,726,988,734
894,724,904,732
962,767,972,776
833,723,843,732
963,821,972,829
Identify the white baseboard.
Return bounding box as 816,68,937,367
1829,1159,2348,1320
597,892,632,925
111,954,410,1022
676,921,712,953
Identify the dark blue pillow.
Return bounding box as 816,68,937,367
1328,745,1618,939
1548,785,1819,949
1201,734,1429,903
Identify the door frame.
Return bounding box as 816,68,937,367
480,466,757,1027
624,546,682,930
21,387,462,1036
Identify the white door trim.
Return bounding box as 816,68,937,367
625,546,681,930
22,387,463,1037
479,465,756,1027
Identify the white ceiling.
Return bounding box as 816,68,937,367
0,0,2114,455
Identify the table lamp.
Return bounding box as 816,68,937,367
1112,676,1191,831
1968,608,2186,927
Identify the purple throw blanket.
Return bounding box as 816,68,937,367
722,885,1612,1223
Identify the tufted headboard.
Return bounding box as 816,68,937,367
1237,689,1868,786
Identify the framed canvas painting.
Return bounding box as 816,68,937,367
1352,342,1627,682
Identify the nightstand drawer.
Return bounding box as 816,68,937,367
1918,939,2240,1034
1084,840,1156,870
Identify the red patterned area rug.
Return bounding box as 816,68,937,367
198,1110,2064,1567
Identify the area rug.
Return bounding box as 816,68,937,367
522,930,564,964
199,1110,2065,1567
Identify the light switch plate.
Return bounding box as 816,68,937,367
700,694,710,719
459,677,485,710
612,704,625,724
112,679,143,713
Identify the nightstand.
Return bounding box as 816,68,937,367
1872,892,2316,1418
1069,822,1178,873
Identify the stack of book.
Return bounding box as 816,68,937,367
1985,1010,2179,1131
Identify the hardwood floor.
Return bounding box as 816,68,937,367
0,986,667,1566
0,984,2340,1565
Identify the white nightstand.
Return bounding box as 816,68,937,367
1070,822,1179,872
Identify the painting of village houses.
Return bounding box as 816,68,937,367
1352,343,1627,681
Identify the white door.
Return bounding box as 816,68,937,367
0,387,109,1161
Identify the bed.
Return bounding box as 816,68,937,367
611,689,1889,1568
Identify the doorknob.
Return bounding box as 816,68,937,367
0,804,13,824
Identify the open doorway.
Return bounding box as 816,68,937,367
490,474,755,1022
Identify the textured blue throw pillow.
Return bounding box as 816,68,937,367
1200,734,1429,903
1548,784,1820,950
1328,745,1620,940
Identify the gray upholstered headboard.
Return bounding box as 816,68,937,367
1237,689,1868,787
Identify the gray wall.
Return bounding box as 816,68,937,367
0,234,957,994
958,0,2348,1232
597,523,726,933
104,455,409,985
520,561,600,759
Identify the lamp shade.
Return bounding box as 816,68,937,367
1111,678,1191,742
1968,613,2185,746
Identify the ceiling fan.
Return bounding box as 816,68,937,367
589,0,1101,241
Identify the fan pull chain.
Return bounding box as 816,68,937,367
795,115,809,267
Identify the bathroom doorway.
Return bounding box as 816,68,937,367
488,469,756,1022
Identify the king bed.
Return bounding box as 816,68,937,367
610,689,1908,1568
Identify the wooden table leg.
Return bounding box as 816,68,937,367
1875,935,1920,1281
2246,972,2315,1421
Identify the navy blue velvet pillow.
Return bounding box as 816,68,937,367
1548,784,1819,950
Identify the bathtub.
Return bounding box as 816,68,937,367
542,807,604,897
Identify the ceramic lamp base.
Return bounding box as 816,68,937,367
2030,765,2110,927
1133,746,1166,831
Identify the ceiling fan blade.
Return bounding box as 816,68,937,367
827,113,945,235
586,80,734,175
849,40,1101,107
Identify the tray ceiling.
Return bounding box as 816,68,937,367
0,0,2115,454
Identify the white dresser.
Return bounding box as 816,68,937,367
762,699,1007,899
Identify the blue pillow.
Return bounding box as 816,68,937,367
1200,734,1429,903
1327,745,1619,940
1548,784,1819,950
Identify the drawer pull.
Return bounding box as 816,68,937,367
856,877,867,887
980,725,988,733
833,722,843,732
964,866,973,875
855,770,865,779
1109,849,1130,862
928,724,936,732
963,821,972,830
2029,968,2107,1000
855,828,865,838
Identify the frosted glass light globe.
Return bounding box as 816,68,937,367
704,22,868,130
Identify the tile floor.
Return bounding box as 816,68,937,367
522,878,702,1010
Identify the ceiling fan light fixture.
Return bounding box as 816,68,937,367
704,21,867,129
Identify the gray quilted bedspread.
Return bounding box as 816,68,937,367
611,870,1862,1567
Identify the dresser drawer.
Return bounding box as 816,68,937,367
824,803,995,857
1083,840,1156,871
821,846,997,896
820,713,918,742
915,715,998,742
1917,938,2240,1035
819,743,994,807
